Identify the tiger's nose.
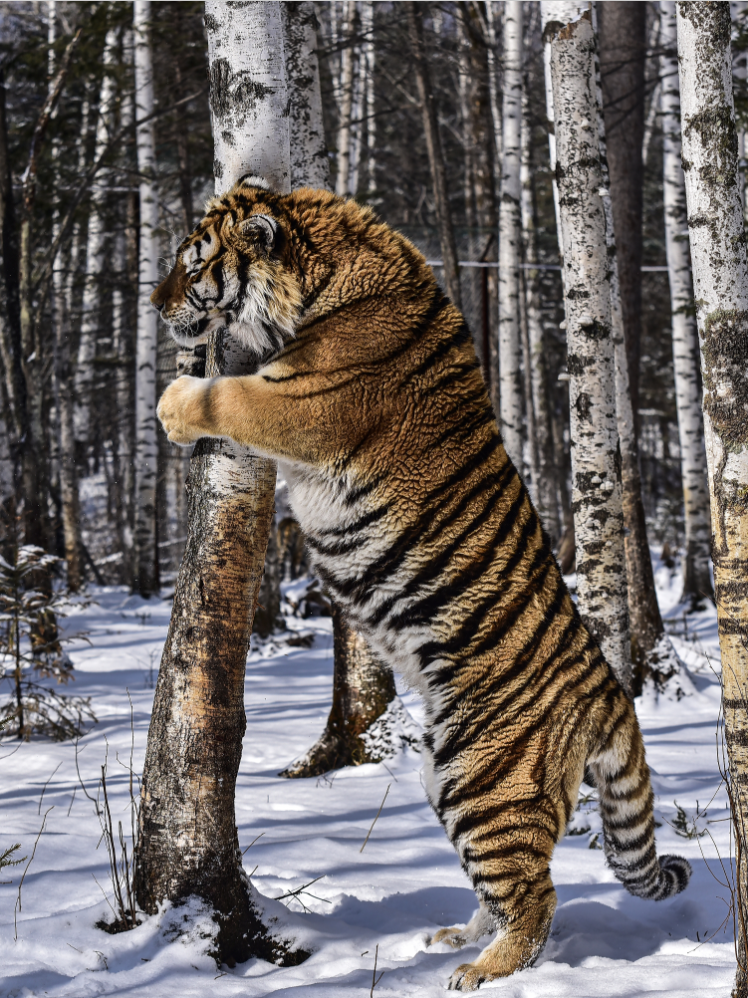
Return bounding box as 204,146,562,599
153,300,165,313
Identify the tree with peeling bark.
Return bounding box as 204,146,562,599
676,4,748,991
280,2,404,778
543,1,633,694
407,2,462,311
132,0,159,598
659,0,714,608
134,1,304,968
498,0,524,467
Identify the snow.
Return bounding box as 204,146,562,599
0,562,737,997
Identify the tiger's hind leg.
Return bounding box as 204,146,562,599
431,900,494,949
445,866,556,991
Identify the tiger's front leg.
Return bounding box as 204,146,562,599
156,372,362,467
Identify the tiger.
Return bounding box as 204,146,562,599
154,176,691,991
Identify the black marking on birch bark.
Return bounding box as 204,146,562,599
701,309,748,450
209,58,273,122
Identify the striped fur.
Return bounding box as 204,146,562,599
154,180,690,990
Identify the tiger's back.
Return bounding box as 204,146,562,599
155,179,691,991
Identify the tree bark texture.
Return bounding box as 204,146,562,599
598,1,646,417
283,1,331,190
136,0,299,967
48,5,81,591
520,70,559,541
660,0,714,606
498,0,524,466
133,336,284,966
547,3,632,693
676,5,748,991
133,1,160,597
407,2,462,311
334,1,355,197
73,28,118,447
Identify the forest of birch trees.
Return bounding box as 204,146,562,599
3,0,748,990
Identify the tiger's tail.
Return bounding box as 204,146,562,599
588,694,691,900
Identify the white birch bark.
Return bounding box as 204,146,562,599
484,1,503,196
335,1,355,197
133,0,159,596
362,0,376,197
659,1,713,605
136,0,295,965
73,27,118,445
732,1,747,215
283,2,330,189
676,8,748,986
498,0,523,466
545,1,632,692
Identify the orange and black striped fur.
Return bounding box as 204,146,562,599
155,178,690,991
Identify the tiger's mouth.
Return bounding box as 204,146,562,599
163,313,226,349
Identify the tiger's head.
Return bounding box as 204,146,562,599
151,176,304,357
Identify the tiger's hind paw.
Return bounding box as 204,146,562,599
431,926,470,949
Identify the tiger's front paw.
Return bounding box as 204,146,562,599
157,375,216,446
448,963,489,991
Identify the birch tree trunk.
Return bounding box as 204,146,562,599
335,1,355,197
362,0,376,197
407,2,462,310
676,6,748,990
498,0,523,466
135,1,303,967
545,1,632,693
48,1,81,591
659,0,714,606
132,1,159,597
520,69,559,541
73,29,118,452
283,1,330,190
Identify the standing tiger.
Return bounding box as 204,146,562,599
155,177,690,991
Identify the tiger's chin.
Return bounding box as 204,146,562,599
167,315,226,349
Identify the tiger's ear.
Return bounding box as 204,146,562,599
234,213,281,255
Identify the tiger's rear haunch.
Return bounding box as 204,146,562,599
155,177,690,992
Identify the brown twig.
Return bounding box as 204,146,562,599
370,943,385,996
360,784,391,853
15,806,52,940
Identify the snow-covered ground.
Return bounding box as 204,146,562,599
0,558,737,997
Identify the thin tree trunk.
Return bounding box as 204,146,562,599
676,7,748,993
135,0,303,967
73,29,118,451
598,2,675,692
520,67,559,540
48,2,81,590
407,2,462,310
498,0,523,466
284,1,331,190
362,0,376,197
598,1,646,417
335,1,355,197
659,0,714,606
545,1,632,694
132,1,159,596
